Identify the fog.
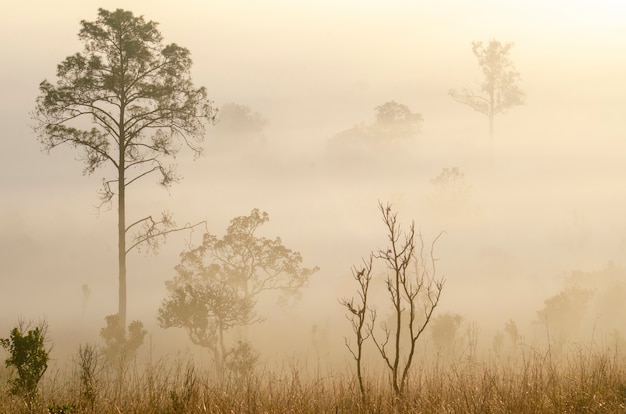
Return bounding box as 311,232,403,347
1,1,626,369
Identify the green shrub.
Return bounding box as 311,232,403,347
0,320,50,406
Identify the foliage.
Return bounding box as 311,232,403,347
225,340,260,379
159,209,319,374
32,8,217,328
0,320,50,406
100,314,147,365
158,262,255,374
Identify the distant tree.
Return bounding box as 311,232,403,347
430,312,463,355
100,314,147,365
493,319,521,358
536,286,592,347
343,202,445,398
32,8,217,330
372,101,423,140
430,167,471,213
504,319,520,347
332,101,423,145
552,263,626,337
159,209,319,374
214,102,267,138
81,284,91,318
450,40,524,158
430,167,468,192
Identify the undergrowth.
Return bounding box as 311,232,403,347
0,345,625,413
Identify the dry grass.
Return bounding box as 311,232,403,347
1,345,626,413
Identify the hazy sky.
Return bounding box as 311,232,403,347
1,1,625,357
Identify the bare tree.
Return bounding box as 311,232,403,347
369,202,445,396
339,256,373,402
450,39,524,158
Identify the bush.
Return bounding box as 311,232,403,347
0,319,50,406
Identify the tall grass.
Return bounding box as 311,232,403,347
1,344,625,413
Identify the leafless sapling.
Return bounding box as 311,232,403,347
369,202,445,396
339,255,373,401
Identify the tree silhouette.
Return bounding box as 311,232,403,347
339,256,373,402
342,203,445,399
369,203,445,396
332,101,422,145
450,40,524,158
33,8,217,329
215,103,267,136
159,209,319,374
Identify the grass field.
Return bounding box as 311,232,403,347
2,342,625,413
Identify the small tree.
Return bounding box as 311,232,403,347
159,209,319,374
339,256,373,402
450,39,524,158
430,312,463,356
75,343,105,410
225,340,260,380
158,263,256,374
342,202,445,398
100,314,147,366
536,285,592,351
32,8,217,330
0,320,50,409
370,203,444,396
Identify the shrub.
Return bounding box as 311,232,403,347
0,319,50,407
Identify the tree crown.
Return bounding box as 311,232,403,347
34,8,216,191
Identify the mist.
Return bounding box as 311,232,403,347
1,0,626,380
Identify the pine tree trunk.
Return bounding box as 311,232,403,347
118,150,127,330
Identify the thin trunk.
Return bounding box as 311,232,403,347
356,337,365,401
118,72,127,329
118,39,127,330
217,324,226,376
393,266,401,395
488,112,494,162
488,87,495,163
118,157,126,330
